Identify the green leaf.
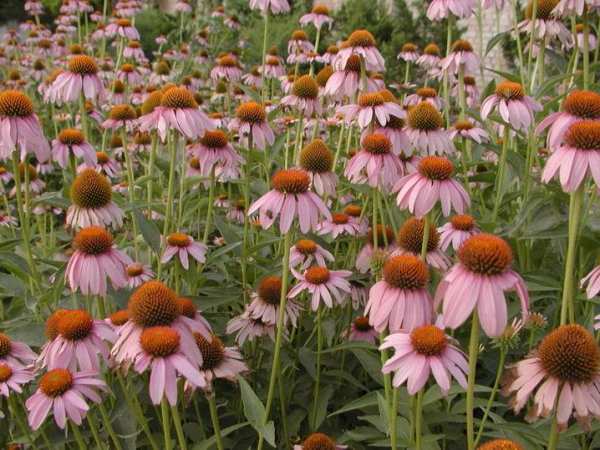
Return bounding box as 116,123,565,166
312,385,334,430
191,422,250,450
133,210,161,254
351,348,383,386
237,377,275,446
485,31,508,56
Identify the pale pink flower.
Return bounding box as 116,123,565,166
398,43,419,62
345,316,378,344
555,0,600,15
355,225,397,273
334,29,385,72
247,275,302,326
299,5,334,29
317,212,363,238
405,87,443,110
438,214,480,251
80,151,120,178
248,168,331,234
427,0,475,20
261,56,286,79
435,234,529,337
581,265,600,299
249,0,290,14
392,217,451,271
337,92,404,129
372,118,411,155
576,26,598,50
242,68,263,88
191,333,248,390
65,226,132,296
47,55,105,104
417,43,442,70
449,119,489,143
393,156,470,218
324,55,366,99
126,262,154,288
281,75,322,117
381,322,468,395
366,254,433,333
175,0,193,12
52,128,96,168
188,129,244,182
229,102,275,150
210,54,243,82
289,238,334,269
440,39,480,74
105,18,140,39
26,369,107,430
406,102,455,156
481,81,541,131
0,332,37,368
288,266,352,311
0,363,34,397
161,232,207,269
226,308,276,345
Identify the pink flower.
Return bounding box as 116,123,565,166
345,316,378,344
247,275,302,326
435,234,529,337
52,128,96,168
161,232,207,269
449,119,489,143
281,75,322,117
288,266,352,311
0,363,34,397
65,226,132,296
541,120,600,192
298,139,338,196
517,6,571,45
210,54,243,81
80,150,120,178
249,0,290,14
405,87,443,110
66,169,124,229
226,308,276,345
289,238,334,269
355,225,397,273
126,262,154,288
393,217,451,271
175,0,193,12
134,326,205,405
345,133,403,190
337,92,404,129
248,168,331,234
261,56,286,79
294,433,347,450
581,264,600,299
334,29,385,72
299,5,334,29
47,55,105,104
37,309,115,371
188,129,244,182
406,102,455,156
417,43,442,70
317,212,363,238
0,90,50,163
536,90,600,148
105,18,140,39
229,102,275,150
192,333,248,390
398,43,419,62
287,30,314,55
440,39,480,74
0,332,37,368
427,0,475,20
381,323,468,395
481,81,542,131
393,156,470,217
438,214,480,251
503,324,600,431
366,254,433,333
554,0,600,15
324,55,364,98
26,368,107,430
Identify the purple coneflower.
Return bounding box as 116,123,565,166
0,363,34,397
345,133,403,190
247,275,302,326
161,232,207,269
229,101,275,150
288,266,352,311
438,214,480,251
449,119,489,143
440,39,479,75
345,316,378,344
281,75,322,117
48,55,105,104
105,17,140,39
210,54,243,82
393,217,451,270
298,139,337,196
406,102,455,156
318,212,362,238
249,0,290,14
481,81,541,131
226,308,276,345
334,29,385,72
427,0,475,20
289,238,334,269
192,333,247,389
294,433,347,450
0,332,37,368
126,262,154,288
189,129,243,181
52,128,96,168
398,42,419,62
299,4,334,29
338,91,404,129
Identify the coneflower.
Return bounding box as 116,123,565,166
299,139,337,196
48,54,105,104
406,102,455,155
52,128,96,168
281,75,322,117
334,29,385,72
294,432,347,449
229,101,275,149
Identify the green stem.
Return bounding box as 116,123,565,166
71,420,87,450
414,390,423,450
116,374,159,450
171,404,187,450
420,213,430,260
87,412,106,450
547,416,560,450
98,403,123,450
560,186,584,325
390,387,399,450
310,305,323,430
277,374,289,448
260,13,270,103
583,10,590,90
122,130,140,260
474,348,506,447
466,313,480,450
492,127,510,223
207,393,224,450
146,134,158,216
202,168,216,245
257,231,292,450
161,399,172,450
241,135,254,303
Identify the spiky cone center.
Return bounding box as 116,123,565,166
0,90,34,117
59,128,85,146
71,168,112,209
167,232,191,247
398,217,440,254
362,133,392,155
295,239,317,255
356,92,384,108
564,120,600,150
302,432,337,450
477,439,524,450
68,55,98,75
451,39,473,53
291,29,308,41
525,0,559,20
141,91,163,115
189,157,201,170
127,40,141,49
368,224,395,248
348,29,376,47
450,214,475,231
343,205,361,218
134,131,151,146
236,101,266,124
46,309,69,340
116,18,132,27
312,4,330,14
454,119,474,131
8,70,20,81
109,309,129,326
410,325,447,356
464,76,476,87
305,266,331,285
140,326,180,357
0,333,11,358
292,75,319,99
38,38,52,49
407,102,443,131
538,324,600,384
271,169,310,194
257,276,283,305
418,156,454,181
195,333,225,370
423,43,441,56
299,139,333,173
18,163,37,181
316,65,333,87
69,44,83,55
57,310,94,341
109,104,136,121
33,59,45,71
331,213,350,225
265,56,280,67
345,54,361,72
401,42,418,53
200,130,228,148
96,151,110,164
354,316,373,331
217,55,237,67
177,297,197,319
383,254,428,289
155,60,171,75
128,281,179,327
387,115,405,129
416,87,437,98
0,363,12,383
40,369,73,397
458,233,512,275
495,81,525,101
74,226,113,255
161,87,197,109
563,90,600,118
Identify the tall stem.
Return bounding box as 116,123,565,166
257,231,292,450
146,134,158,216
241,135,254,303
310,305,323,430
171,404,187,450
161,399,173,450
560,186,584,325
492,127,510,222
207,393,224,450
547,416,560,450
583,10,590,90
260,13,270,103
474,348,507,447
71,420,87,450
202,168,216,245
390,387,399,450
414,390,423,450
466,313,480,450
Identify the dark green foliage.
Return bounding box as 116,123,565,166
134,8,177,57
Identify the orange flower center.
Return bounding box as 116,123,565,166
344,204,361,217
407,102,443,131
452,39,473,52
134,131,152,145
525,0,559,20
40,369,73,397
0,364,12,383
271,169,310,194
59,128,85,145
316,65,333,87
495,81,525,101
195,333,225,370
450,214,475,231
362,133,392,155
177,297,197,318
564,120,600,150
70,168,112,209
424,43,441,56
464,76,476,86
458,233,513,275
68,55,98,75
0,90,34,117
46,310,69,340
354,316,372,331
167,232,191,247
291,29,308,41
292,75,319,99
300,139,333,173
347,29,376,47
418,156,454,180
295,239,317,255
345,54,361,72
200,130,228,148
563,90,600,119
161,87,197,109
538,324,600,384
257,276,283,305
109,104,137,121
454,119,474,131
358,92,385,107
477,438,524,450
236,102,266,123
0,333,11,357
141,91,164,115
410,325,447,356
305,266,330,284
383,254,428,289
302,432,337,450
312,4,330,15
416,87,437,98
128,281,179,327
402,43,418,53
74,226,114,255
96,151,110,164
332,213,350,224
398,217,440,254
117,18,132,27
140,326,180,357
109,309,129,326
57,310,93,341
